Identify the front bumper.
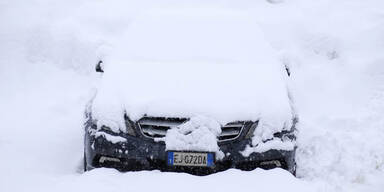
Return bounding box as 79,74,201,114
84,129,296,175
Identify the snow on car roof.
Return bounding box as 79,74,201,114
110,9,273,63
91,8,293,132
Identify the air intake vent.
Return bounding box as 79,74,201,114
218,122,245,141
138,117,187,138
138,117,244,141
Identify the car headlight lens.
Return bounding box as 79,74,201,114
124,114,137,136
245,121,258,139
98,116,136,137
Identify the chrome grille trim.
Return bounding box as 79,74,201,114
141,127,167,136
137,117,245,141
139,119,183,127
221,123,244,128
138,117,187,138
219,129,240,137
218,122,245,141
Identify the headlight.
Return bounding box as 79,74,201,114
273,130,296,141
245,121,259,139
99,125,114,133
124,114,137,136
97,116,136,137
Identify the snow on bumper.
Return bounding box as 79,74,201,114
240,138,296,157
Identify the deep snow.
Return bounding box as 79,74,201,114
91,10,293,131
1,0,384,192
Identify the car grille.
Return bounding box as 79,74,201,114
218,122,245,141
137,117,244,141
138,117,187,138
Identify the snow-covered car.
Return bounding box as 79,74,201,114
84,9,298,175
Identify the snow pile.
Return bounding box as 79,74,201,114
110,9,274,63
91,9,293,133
248,0,384,189
94,131,127,144
241,138,295,156
92,60,292,132
157,116,224,159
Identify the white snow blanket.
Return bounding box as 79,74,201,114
2,1,384,192
91,9,293,134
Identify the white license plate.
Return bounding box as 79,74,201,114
167,151,215,167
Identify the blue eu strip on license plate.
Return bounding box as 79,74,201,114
167,151,214,167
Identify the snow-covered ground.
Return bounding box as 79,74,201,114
1,0,384,192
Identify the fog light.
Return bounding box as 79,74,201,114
99,156,121,163
260,160,281,167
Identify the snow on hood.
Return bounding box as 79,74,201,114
91,8,293,133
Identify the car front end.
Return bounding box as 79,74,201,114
84,9,298,176
84,114,297,175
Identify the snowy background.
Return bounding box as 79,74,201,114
1,0,384,192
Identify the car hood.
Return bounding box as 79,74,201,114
91,8,293,133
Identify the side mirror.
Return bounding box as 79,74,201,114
285,65,291,77
96,60,104,73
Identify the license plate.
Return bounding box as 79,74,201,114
167,151,215,167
